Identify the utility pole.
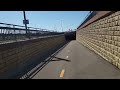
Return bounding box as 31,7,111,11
23,11,27,34
23,11,29,38
54,25,56,31
61,20,63,32
54,24,57,32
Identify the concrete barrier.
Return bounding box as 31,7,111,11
0,35,66,78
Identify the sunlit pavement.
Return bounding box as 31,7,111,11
32,40,120,79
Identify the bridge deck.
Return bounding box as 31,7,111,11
31,40,120,79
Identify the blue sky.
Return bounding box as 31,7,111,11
0,11,89,32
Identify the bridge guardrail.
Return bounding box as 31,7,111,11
0,23,64,42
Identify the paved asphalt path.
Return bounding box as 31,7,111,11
32,40,120,79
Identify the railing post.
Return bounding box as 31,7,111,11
13,25,16,40
0,29,2,41
28,27,31,39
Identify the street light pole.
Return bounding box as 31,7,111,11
23,11,28,35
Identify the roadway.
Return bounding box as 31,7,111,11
31,40,120,79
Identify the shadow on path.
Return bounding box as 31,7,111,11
19,41,71,79
50,56,71,62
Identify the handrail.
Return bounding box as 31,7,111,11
0,22,53,32
0,22,63,42
77,11,92,29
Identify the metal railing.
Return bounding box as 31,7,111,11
77,11,101,29
0,23,64,43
